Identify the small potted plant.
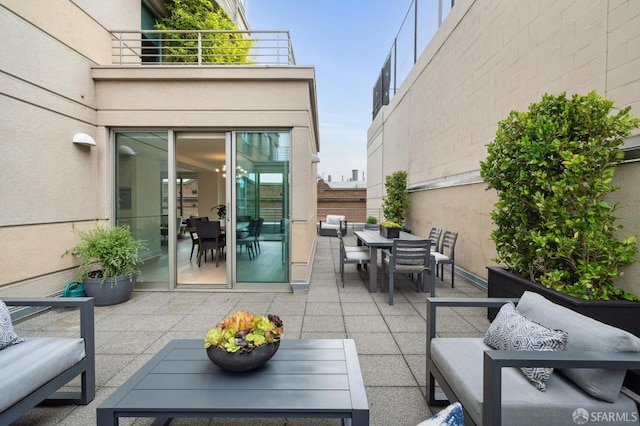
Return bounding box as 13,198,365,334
212,204,226,227
68,225,145,306
364,216,379,230
204,311,283,372
379,221,402,239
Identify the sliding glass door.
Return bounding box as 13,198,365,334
233,132,290,284
114,130,291,288
115,132,169,283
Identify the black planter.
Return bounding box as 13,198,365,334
487,267,640,336
380,226,400,239
206,341,280,372
83,273,136,306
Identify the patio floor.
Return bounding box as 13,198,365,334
10,231,490,426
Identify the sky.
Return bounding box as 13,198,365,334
245,1,413,183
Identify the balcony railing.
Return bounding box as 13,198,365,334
110,30,295,66
372,0,456,118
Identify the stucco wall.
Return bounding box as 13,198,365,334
368,0,640,295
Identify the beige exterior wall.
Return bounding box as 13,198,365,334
368,0,640,294
0,1,319,293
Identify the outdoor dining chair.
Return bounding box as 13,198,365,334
432,230,458,287
381,239,432,305
337,229,370,287
428,227,443,249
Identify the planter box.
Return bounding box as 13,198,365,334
380,226,400,239
487,267,640,335
487,266,640,394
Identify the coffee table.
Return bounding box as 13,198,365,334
97,339,369,425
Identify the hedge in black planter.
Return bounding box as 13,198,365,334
68,225,146,306
480,91,640,331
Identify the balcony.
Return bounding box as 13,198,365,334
110,30,295,66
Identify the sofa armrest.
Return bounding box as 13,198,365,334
483,349,640,425
3,297,95,369
426,297,519,343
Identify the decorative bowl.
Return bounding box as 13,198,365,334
206,340,280,372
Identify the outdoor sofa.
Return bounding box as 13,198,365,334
318,214,347,236
0,297,95,425
427,291,640,425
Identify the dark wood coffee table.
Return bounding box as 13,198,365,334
97,339,369,425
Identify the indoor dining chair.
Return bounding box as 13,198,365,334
195,220,226,267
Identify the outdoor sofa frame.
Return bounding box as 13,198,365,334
426,297,640,426
0,297,95,425
318,214,348,237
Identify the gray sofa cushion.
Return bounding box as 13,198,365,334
0,300,23,350
484,301,568,391
517,291,640,402
0,337,85,412
431,337,639,425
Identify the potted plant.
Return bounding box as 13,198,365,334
365,216,378,225
379,221,402,239
204,311,283,372
381,170,409,237
212,204,226,227
68,225,145,306
480,91,640,334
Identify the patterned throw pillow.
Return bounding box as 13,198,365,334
0,299,24,350
417,402,464,426
484,301,568,391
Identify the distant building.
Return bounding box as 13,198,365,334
317,179,367,224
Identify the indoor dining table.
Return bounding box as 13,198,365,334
354,230,437,296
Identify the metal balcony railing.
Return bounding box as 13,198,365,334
110,30,295,66
372,0,457,119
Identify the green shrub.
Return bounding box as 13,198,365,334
382,170,409,227
480,91,639,301
366,216,378,224
69,225,146,283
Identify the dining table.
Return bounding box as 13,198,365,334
354,230,437,296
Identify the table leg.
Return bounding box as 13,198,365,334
351,409,370,425
96,408,117,426
369,247,378,293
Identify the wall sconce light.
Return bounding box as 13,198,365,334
118,145,136,156
311,154,320,163
72,133,96,147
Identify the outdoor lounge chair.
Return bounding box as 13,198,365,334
319,214,347,237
